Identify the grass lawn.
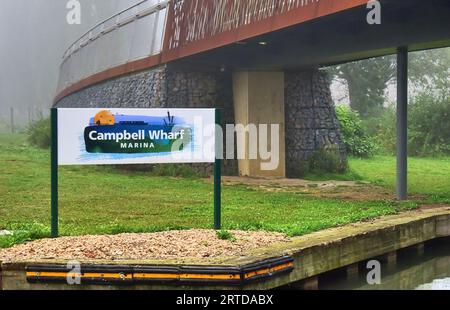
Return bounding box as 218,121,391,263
349,156,450,203
1,133,448,248
305,157,450,203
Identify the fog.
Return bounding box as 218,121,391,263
0,0,140,126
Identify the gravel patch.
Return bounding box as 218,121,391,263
0,230,289,262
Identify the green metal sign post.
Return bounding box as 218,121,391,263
214,109,222,230
51,108,59,238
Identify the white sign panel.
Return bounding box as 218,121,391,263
57,108,216,166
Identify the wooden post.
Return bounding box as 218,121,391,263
28,107,32,125
10,107,14,133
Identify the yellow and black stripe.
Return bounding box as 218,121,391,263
26,256,294,286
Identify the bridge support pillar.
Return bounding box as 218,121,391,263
397,47,408,200
346,263,360,282
383,251,398,273
415,242,425,256
285,70,347,177
232,71,286,178
292,276,319,290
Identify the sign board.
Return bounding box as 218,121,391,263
50,108,222,237
57,108,216,166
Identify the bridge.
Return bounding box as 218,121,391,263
54,0,450,199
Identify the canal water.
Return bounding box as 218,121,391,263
319,239,450,290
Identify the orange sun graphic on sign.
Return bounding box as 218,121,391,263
94,110,116,126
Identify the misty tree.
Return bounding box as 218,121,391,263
328,48,450,117
409,49,450,99
329,56,395,117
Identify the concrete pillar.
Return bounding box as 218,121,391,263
294,276,319,290
397,47,408,200
384,251,397,272
346,263,360,282
415,243,425,256
232,71,286,177
386,251,397,264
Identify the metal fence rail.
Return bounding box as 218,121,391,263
57,0,169,94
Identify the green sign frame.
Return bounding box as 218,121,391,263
50,108,222,238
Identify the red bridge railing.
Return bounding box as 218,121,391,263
162,0,368,61
166,0,319,50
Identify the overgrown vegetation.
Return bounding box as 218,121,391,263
27,118,51,149
361,106,397,155
306,142,348,174
349,93,450,157
336,105,376,158
216,230,236,242
408,93,450,157
328,48,450,118
329,48,450,159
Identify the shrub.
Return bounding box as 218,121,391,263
409,93,450,156
27,118,51,149
368,93,450,157
306,142,348,174
336,105,376,158
364,106,397,155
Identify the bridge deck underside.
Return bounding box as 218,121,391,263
170,0,450,71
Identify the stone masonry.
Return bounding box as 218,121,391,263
285,69,347,177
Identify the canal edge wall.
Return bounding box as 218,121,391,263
1,208,449,290
240,208,450,289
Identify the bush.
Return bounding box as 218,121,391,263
364,106,397,155
306,142,348,174
368,93,450,157
336,105,376,158
27,118,51,149
409,93,450,156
